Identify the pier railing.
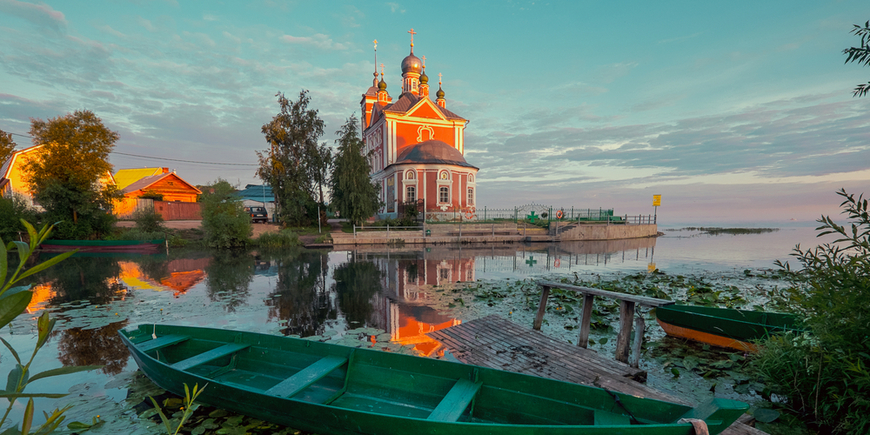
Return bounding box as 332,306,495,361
534,280,673,368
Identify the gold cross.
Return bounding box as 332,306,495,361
373,39,377,50
421,55,426,67
408,28,416,46
438,72,442,85
380,63,384,75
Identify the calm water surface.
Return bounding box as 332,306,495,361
0,225,832,432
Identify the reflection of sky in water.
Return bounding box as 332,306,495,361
0,225,841,430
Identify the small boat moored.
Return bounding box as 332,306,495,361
120,324,748,435
40,239,165,253
656,304,801,351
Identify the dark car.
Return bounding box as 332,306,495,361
245,206,269,223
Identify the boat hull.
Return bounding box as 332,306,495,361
41,239,164,253
656,305,800,351
120,324,747,435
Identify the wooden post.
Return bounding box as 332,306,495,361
631,316,645,369
577,294,595,348
533,285,551,330
615,300,636,363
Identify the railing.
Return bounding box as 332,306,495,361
534,280,674,368
353,224,423,238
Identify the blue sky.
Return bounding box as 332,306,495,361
1,0,868,224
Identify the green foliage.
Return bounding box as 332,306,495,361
149,383,206,435
0,194,39,244
0,129,15,165
24,111,122,240
254,229,301,248
754,189,870,434
200,179,251,249
332,259,382,325
133,205,166,233
0,220,101,433
138,190,164,201
257,91,332,226
844,20,870,97
329,115,380,226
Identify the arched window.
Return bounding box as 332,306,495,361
468,174,474,183
405,170,416,180
439,171,449,180
439,186,449,203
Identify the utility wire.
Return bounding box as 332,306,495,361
3,130,258,167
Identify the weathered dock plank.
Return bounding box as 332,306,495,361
427,314,764,435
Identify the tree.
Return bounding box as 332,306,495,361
257,91,332,226
329,115,380,226
24,110,121,239
0,129,16,164
200,178,251,248
754,189,870,433
844,20,870,97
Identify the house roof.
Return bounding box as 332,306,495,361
122,172,202,195
114,168,166,189
234,184,275,202
1,145,43,179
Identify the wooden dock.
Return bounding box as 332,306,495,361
427,315,765,435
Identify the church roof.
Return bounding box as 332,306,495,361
383,94,465,120
392,140,477,169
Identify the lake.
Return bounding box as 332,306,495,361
0,224,833,433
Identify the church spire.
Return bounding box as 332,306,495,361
419,55,430,98
436,73,446,108
372,39,378,87
377,64,390,105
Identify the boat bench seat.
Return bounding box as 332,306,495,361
427,379,482,422
137,335,190,353
171,343,250,371
266,355,348,398
594,410,631,426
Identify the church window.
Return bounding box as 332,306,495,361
406,186,416,202
467,188,474,206
439,186,449,203
439,171,449,180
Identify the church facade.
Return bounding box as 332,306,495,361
360,31,478,218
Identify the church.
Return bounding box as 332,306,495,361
360,30,478,219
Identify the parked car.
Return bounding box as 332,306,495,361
245,206,269,223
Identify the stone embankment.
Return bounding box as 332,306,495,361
330,222,657,246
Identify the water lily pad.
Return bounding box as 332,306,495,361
753,408,780,423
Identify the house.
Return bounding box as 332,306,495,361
0,144,116,208
234,184,276,221
117,168,201,202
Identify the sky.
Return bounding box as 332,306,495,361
1,0,868,225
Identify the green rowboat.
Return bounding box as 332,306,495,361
656,305,801,351
120,324,747,435
41,239,165,253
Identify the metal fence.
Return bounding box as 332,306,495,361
421,205,633,225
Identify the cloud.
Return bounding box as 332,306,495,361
385,2,405,13
281,33,347,51
0,0,66,33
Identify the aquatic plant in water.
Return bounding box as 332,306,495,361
0,221,102,434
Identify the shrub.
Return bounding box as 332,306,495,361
133,205,166,233
753,189,870,434
0,193,39,243
254,229,301,248
200,179,251,248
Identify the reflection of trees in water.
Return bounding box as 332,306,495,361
205,250,254,311
265,250,334,337
333,259,383,326
31,254,126,305
56,321,129,375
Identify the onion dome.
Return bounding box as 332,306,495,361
378,78,387,91
395,140,476,168
401,52,423,75
420,69,429,84
436,86,445,99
